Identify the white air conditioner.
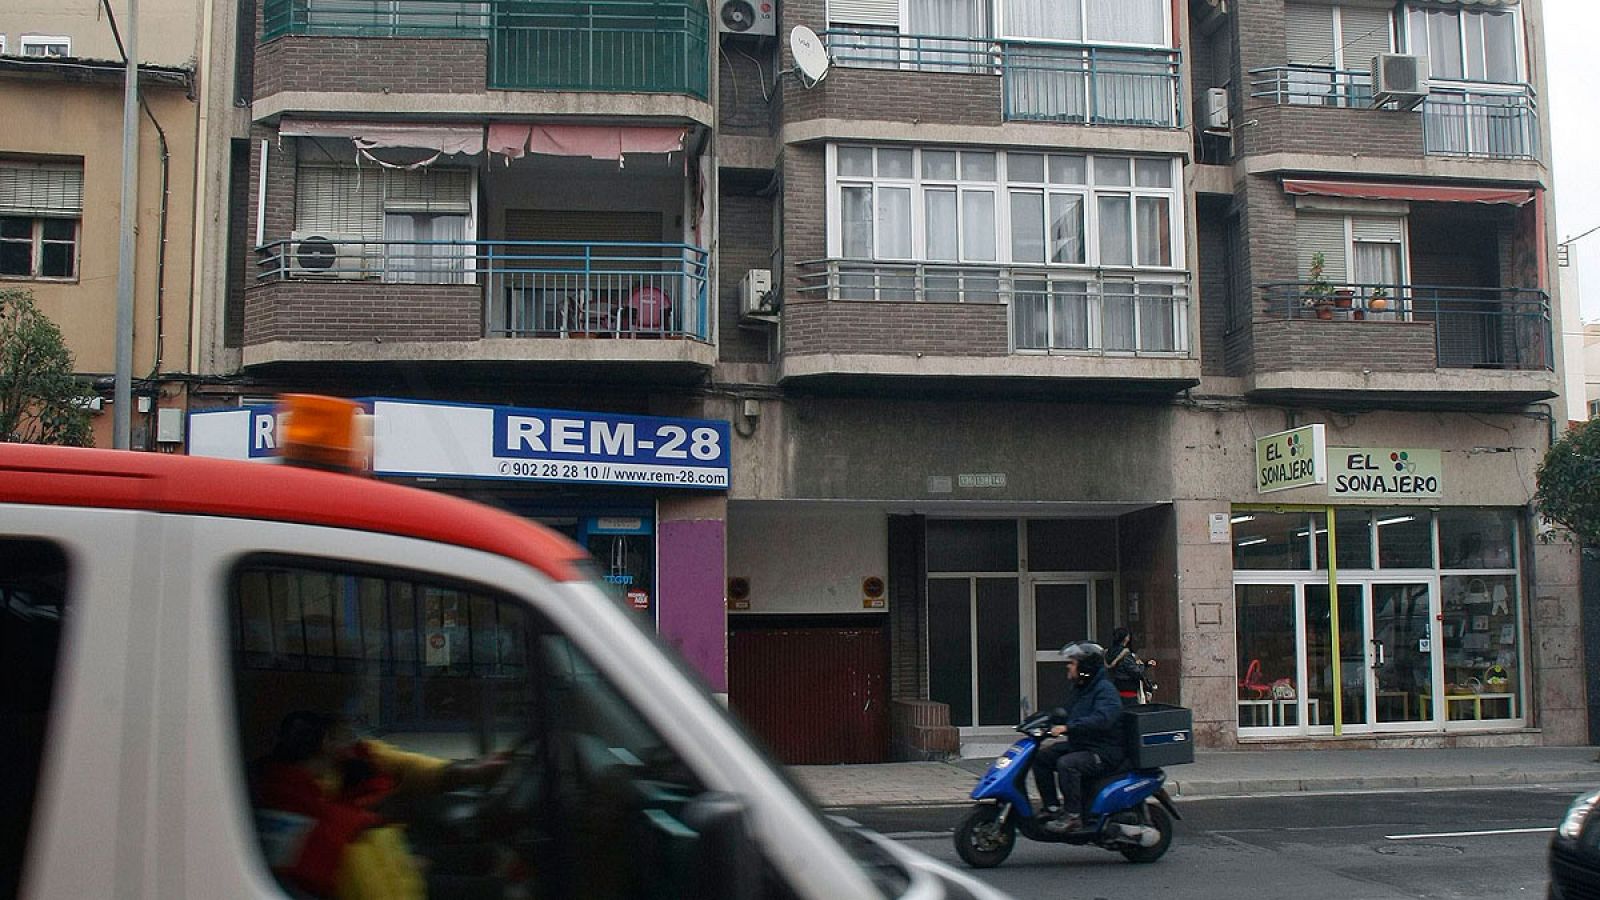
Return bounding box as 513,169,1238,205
288,231,370,280
716,0,775,37
1370,54,1428,110
739,268,775,318
1204,86,1230,132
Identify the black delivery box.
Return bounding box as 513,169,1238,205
1122,703,1195,768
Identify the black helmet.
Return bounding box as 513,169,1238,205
1060,641,1106,682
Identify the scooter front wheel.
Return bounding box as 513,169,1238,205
1118,802,1173,863
955,804,1017,868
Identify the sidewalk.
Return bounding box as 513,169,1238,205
789,746,1600,808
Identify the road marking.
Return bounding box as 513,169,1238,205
1385,827,1555,840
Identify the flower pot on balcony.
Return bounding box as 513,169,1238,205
1333,288,1354,309
1315,302,1335,320
1352,309,1366,321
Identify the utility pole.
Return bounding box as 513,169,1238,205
113,0,138,449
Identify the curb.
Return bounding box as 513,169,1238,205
1169,770,1598,800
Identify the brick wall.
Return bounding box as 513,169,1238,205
248,125,296,273
781,145,826,301
1241,104,1426,158
1197,197,1230,377
255,36,487,98
1252,318,1437,373
718,191,775,364
719,47,777,136
783,67,1003,127
783,300,1009,357
245,282,482,344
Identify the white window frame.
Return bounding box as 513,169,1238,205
0,217,79,281
1403,4,1526,87
0,36,8,55
293,160,479,285
19,35,70,57
827,0,1172,50
825,144,1183,273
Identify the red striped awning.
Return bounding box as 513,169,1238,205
1282,178,1535,206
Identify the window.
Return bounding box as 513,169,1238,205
0,161,82,280
1588,398,1600,419
1281,3,1391,106
231,556,734,899
1002,0,1166,45
1406,6,1520,83
829,145,1179,270
294,158,474,284
828,0,1169,51
1,540,69,900
1296,211,1407,310
19,35,69,57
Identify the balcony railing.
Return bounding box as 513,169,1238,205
798,259,1190,355
822,30,1182,128
256,239,711,341
261,0,710,98
1247,67,1540,161
1260,281,1551,371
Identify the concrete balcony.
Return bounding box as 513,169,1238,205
254,0,712,124
1247,281,1556,408
783,260,1199,395
243,238,715,378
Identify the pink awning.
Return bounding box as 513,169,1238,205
1282,178,1534,206
489,124,687,162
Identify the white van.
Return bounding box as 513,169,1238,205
0,439,1004,900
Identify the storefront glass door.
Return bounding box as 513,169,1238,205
1371,582,1435,726
1306,583,1366,729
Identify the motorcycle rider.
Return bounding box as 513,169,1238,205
1031,641,1125,833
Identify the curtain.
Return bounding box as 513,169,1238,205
1101,281,1136,350
1135,196,1171,266
878,187,914,258
1052,280,1090,349
909,0,987,71
1136,283,1175,351
1097,195,1132,266
383,213,469,284
1004,0,1077,40
962,190,997,261
1353,241,1400,288
1013,278,1050,348
841,186,874,257
1426,9,1464,79
1086,0,1163,44
1009,191,1045,263
927,189,960,261
1048,193,1084,264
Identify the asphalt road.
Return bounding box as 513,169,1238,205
840,785,1584,899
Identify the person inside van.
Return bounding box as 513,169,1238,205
1031,642,1125,833
249,711,506,899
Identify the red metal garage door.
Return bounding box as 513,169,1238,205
729,626,890,765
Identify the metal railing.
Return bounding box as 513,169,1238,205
1247,67,1539,160
823,30,1181,127
261,0,710,99
255,239,711,341
491,0,709,97
1259,281,1551,371
798,259,1190,355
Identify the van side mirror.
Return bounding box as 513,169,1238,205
682,792,762,900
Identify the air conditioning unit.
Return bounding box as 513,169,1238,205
716,0,775,37
1370,54,1428,110
1204,86,1230,132
288,231,370,280
739,268,775,318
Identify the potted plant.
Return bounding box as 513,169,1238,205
1304,251,1336,320
1368,285,1391,321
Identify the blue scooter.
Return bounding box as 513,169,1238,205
954,711,1181,867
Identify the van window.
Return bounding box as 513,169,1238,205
229,556,749,900
0,539,69,898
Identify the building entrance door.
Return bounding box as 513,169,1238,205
1370,582,1436,727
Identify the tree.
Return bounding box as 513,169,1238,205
1535,417,1600,547
0,289,94,446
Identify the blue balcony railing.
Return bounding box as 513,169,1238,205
1260,281,1551,371
261,0,709,99
1248,67,1540,161
255,238,711,341
799,259,1191,355
822,30,1182,128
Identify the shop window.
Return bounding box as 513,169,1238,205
1231,511,1313,570
1,539,67,899
1235,584,1298,728
1440,573,1519,720
1026,519,1116,571
230,555,725,899
1438,508,1516,569
1314,510,1372,571
1376,509,1433,568
927,518,1017,573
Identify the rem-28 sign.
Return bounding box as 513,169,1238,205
372,399,730,490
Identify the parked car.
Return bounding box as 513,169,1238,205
1550,787,1600,899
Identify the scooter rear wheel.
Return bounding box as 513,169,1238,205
955,804,1017,868
1118,803,1173,863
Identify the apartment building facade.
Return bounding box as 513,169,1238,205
186,0,1581,761
0,0,203,449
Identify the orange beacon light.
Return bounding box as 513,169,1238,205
275,394,371,473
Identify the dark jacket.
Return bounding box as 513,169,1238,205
1107,645,1145,696
1053,668,1125,767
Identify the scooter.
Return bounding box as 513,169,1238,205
954,711,1181,867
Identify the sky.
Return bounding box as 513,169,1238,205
1544,0,1600,322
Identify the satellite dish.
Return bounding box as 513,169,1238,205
790,25,831,88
